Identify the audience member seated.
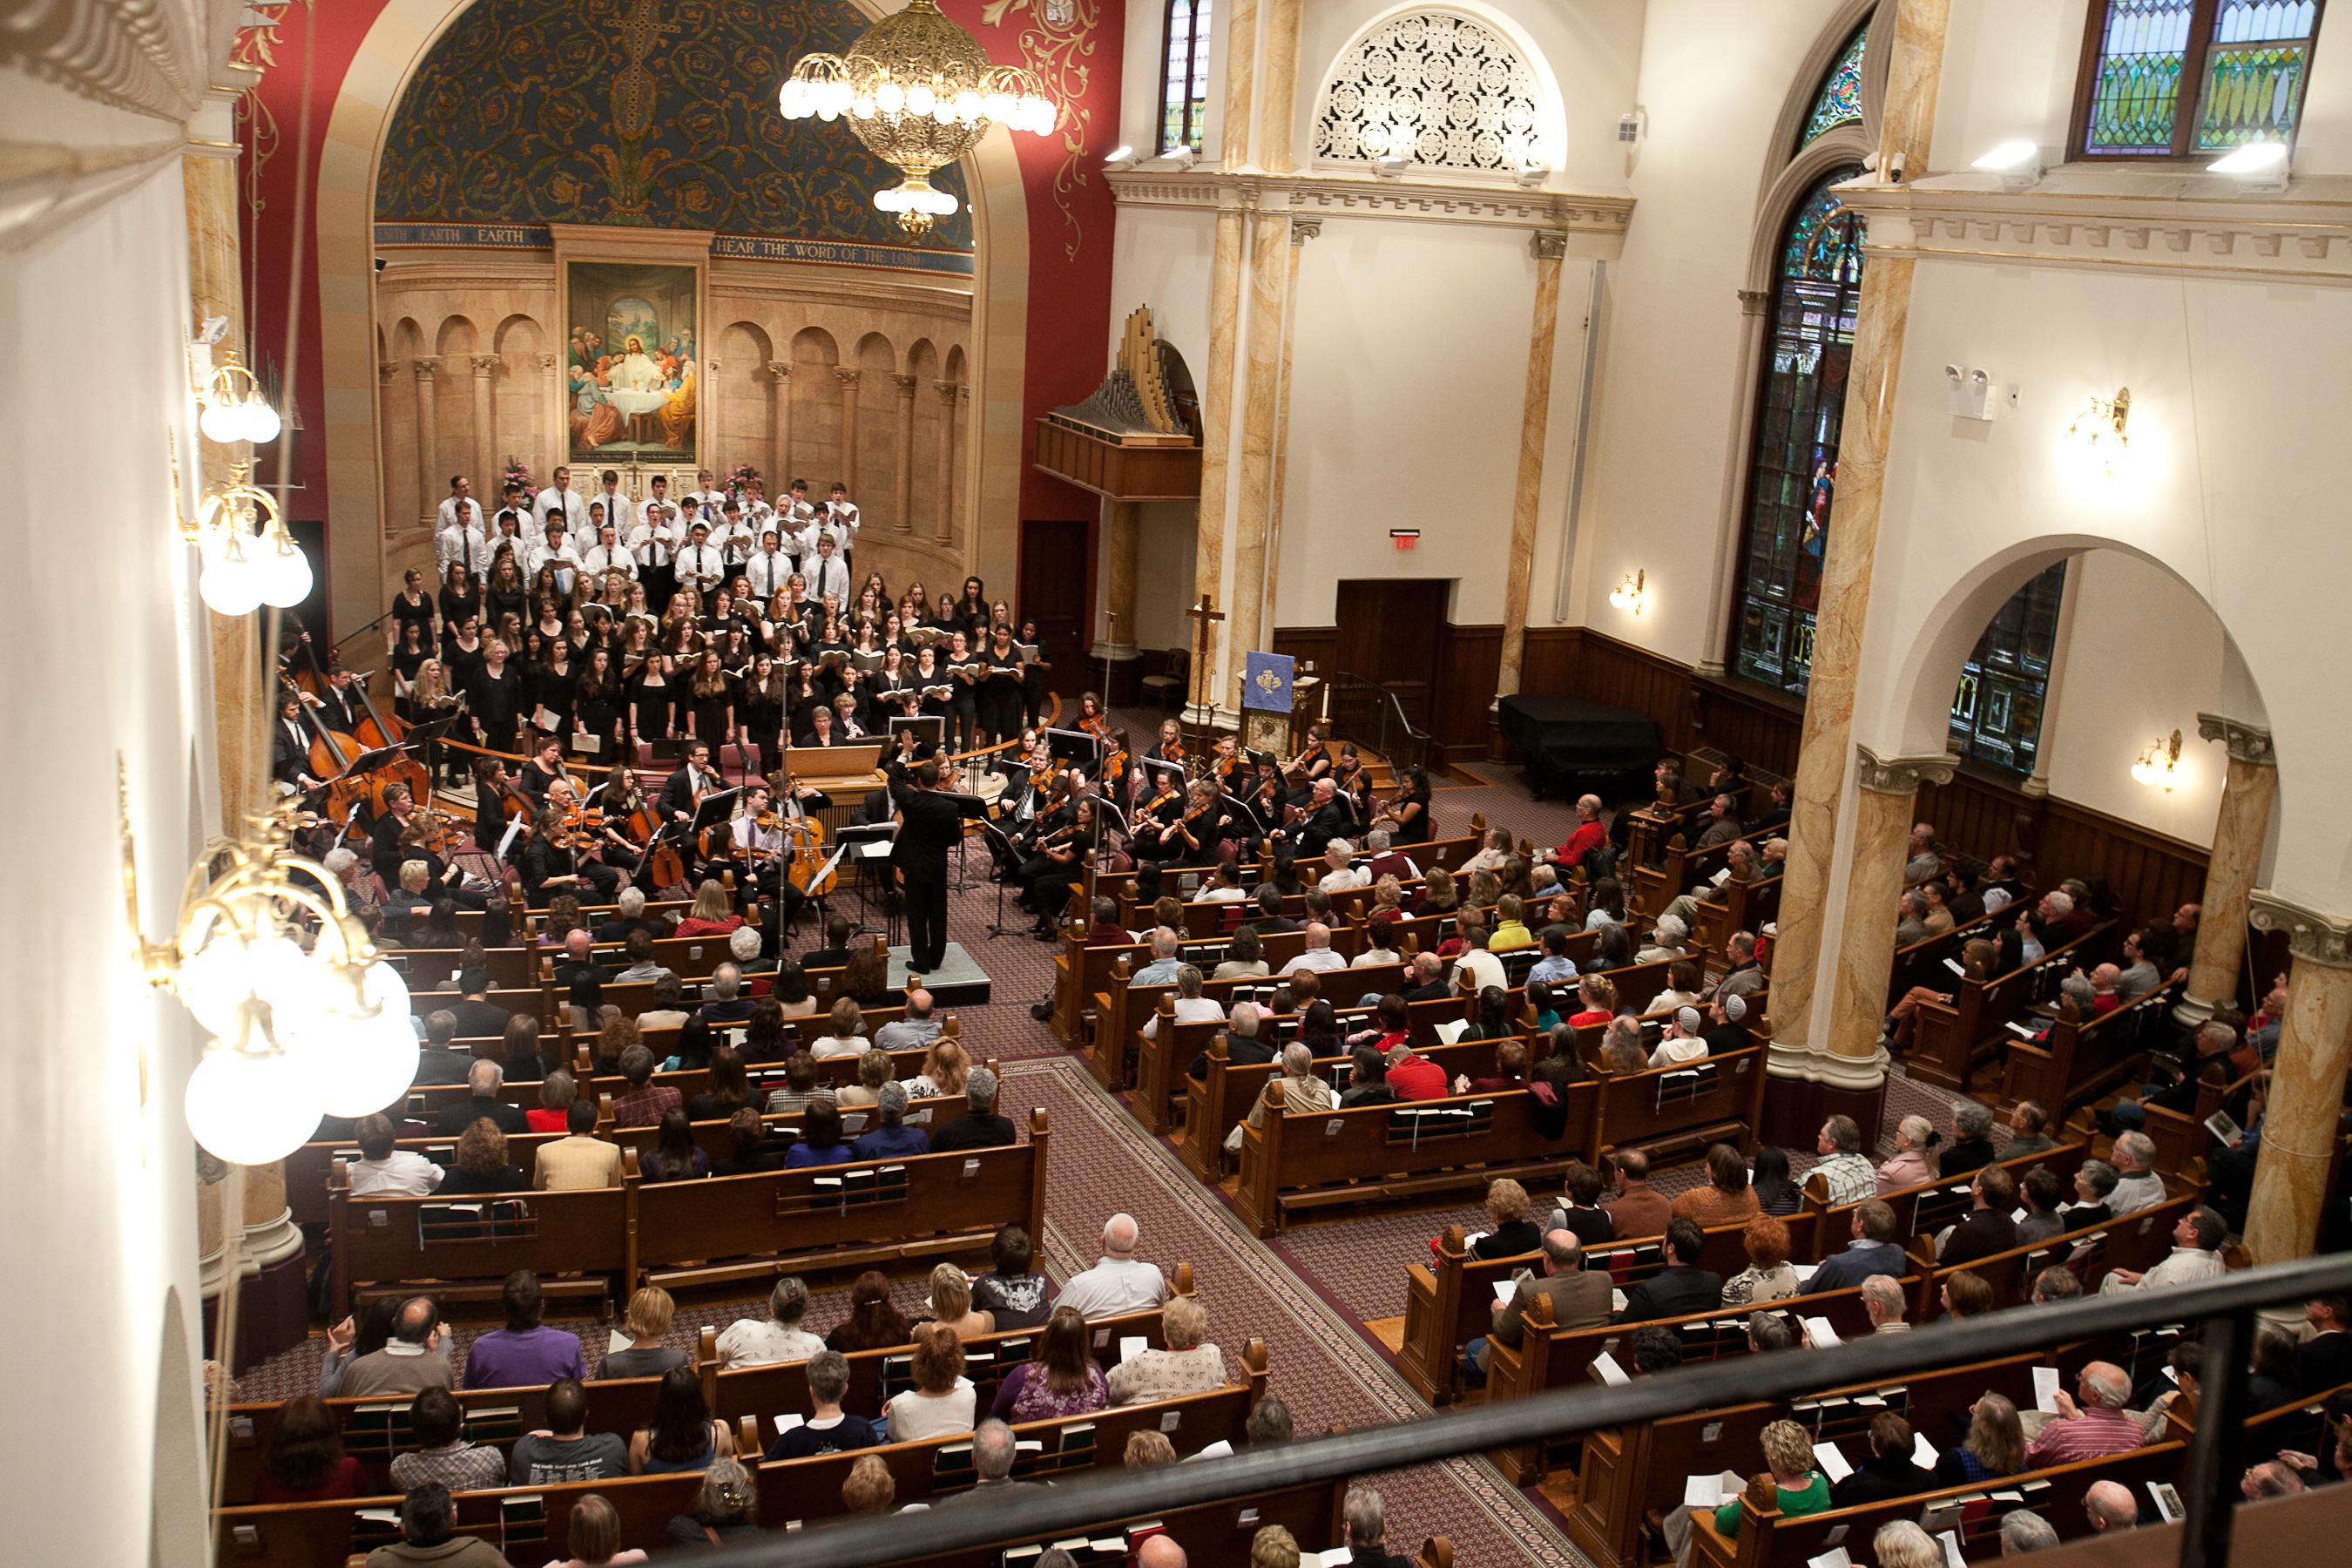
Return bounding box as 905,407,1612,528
2081,1479,2141,1535
826,1272,912,1353
812,997,872,1059
762,1051,824,1115
1604,1150,1673,1239
784,1099,852,1168
600,1287,690,1379
1671,1144,1761,1227
390,1387,507,1492
2107,1132,2167,1213
464,1271,586,1389
413,1011,473,1086
884,1324,977,1441
1215,927,1273,980
341,1297,454,1398
716,1276,823,1367
1934,1392,2026,1486
1809,1115,1877,1205
351,1114,444,1196
1465,1230,1609,1383
1340,1487,1413,1568
839,1453,898,1517
664,1459,759,1546
849,1080,929,1158
1939,1100,1998,1178
2300,1293,2352,1394
1189,999,1273,1080
1811,1200,1907,1291
968,1224,1051,1329
2007,1099,2057,1159
1831,1411,1936,1507
1860,1275,1909,1335
629,1107,703,1183
366,1484,510,1568
2024,1363,2142,1466
2014,1165,2068,1247
1939,1166,2022,1266
1721,1215,1799,1307
1598,1017,1649,1074
1665,1419,1827,1568
544,1495,643,1567
1546,1161,1615,1246
1876,1115,1936,1193
1617,1219,1723,1323
508,1379,629,1484
2099,1204,2229,1294
837,1051,889,1111
630,1364,735,1474
433,1059,529,1136
766,1350,883,1459
1109,1294,1226,1405
253,1396,367,1502
925,1065,1011,1151
1055,1213,1173,1319
611,1045,682,1128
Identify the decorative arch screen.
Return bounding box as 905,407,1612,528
1313,10,1542,172
1159,0,1213,155
1802,24,1869,145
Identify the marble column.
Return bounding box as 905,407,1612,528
1191,205,1247,718
1219,0,1261,169
239,1152,303,1272
1255,0,1305,173
1761,0,1952,1055
767,362,793,482
1259,219,1316,665
1096,500,1140,659
1495,232,1571,700
891,374,918,536
934,382,959,544
1825,748,1956,1069
413,357,442,531
835,368,862,495
2179,713,2280,1023
182,145,263,836
2241,896,2352,1267
470,354,498,493
1227,205,1294,695
196,1152,229,1300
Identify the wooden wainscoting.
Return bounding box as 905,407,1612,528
1272,620,1503,760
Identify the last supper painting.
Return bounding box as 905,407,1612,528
562,258,700,463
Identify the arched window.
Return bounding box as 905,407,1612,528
1159,1,1213,155
1728,167,1865,696
1950,563,2068,773
1801,24,1869,146
1313,10,1542,172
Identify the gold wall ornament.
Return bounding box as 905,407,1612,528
983,0,1100,260
118,760,419,1163
779,0,1058,237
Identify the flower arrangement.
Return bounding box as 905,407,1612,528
727,463,762,500
503,455,537,494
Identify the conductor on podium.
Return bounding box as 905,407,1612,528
889,757,963,973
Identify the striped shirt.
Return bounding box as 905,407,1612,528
2024,1405,2142,1467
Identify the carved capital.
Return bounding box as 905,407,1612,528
1854,744,1957,797
537,353,559,372
378,361,398,384
892,373,919,397
2196,711,2276,767
958,385,971,404
703,356,722,375
835,368,862,389
1290,217,1323,246
468,354,499,376
412,355,442,380
1531,230,1570,262
935,379,959,403
2248,893,2352,970
767,361,791,383
1738,287,1771,317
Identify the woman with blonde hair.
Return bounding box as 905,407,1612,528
922,1260,995,1341
1934,1391,2026,1484
813,997,869,1059
551,1494,646,1567
1871,1522,1940,1568
672,878,741,938
600,1286,689,1379
909,1037,969,1098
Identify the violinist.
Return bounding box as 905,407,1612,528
1372,764,1435,847
1130,771,1187,862
1329,743,1375,833
524,804,623,903
473,758,524,855
373,783,483,905
1163,781,1224,869
1016,796,1098,938
1146,719,1186,771
1283,722,1332,809
728,781,808,936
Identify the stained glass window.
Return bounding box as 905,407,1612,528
2078,0,2322,158
1801,24,1869,146
1949,564,2069,774
1729,167,1866,697
1159,0,1213,155
1729,172,2069,740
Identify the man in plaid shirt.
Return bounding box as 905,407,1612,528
1810,1115,1880,1206
610,1044,681,1128
2024,1363,2143,1467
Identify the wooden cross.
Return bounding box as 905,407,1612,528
1185,593,1224,731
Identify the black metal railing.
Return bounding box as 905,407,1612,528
700,1252,2352,1568
1325,672,1435,775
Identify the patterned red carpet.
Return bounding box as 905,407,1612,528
248,730,2014,1566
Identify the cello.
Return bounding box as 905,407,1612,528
781,769,838,897
294,685,372,825
349,672,436,821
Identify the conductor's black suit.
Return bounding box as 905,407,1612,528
889,760,963,974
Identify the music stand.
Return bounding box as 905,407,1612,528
404,713,462,794
976,817,1026,940
1137,756,1186,793
687,787,743,840
834,821,899,943
1045,727,1101,768
887,715,944,755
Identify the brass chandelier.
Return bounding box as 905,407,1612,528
778,0,1058,236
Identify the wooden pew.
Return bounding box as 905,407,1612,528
1907,1186,2201,1323
327,1112,1051,1310
1088,946,1404,1103
1123,963,1415,1136
1482,1280,1903,1485
1786,1141,2092,1266
1233,1079,1599,1237
1882,907,1998,1013
211,1348,1274,1568
1589,1043,1772,1171
2000,982,2180,1123
1690,868,1781,962
1686,1444,2186,1568
1908,921,2118,1092
390,1034,933,1121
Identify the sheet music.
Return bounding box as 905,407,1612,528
497,819,524,861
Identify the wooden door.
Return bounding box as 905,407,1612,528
1334,578,1448,730
1017,517,1092,693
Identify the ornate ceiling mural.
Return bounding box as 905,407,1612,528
375,0,975,253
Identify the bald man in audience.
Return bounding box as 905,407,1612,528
2082,1480,2141,1533
873,987,941,1051
1463,1230,1611,1383
340,1298,455,1398
1136,1537,1188,1568
1053,1214,1171,1318
2026,1364,2142,1466
1189,1000,1272,1080
1603,1151,1673,1239
1281,922,1348,976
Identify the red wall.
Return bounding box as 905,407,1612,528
240,0,1120,609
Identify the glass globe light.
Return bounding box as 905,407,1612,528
199,539,264,617
241,401,284,444
184,1040,325,1166
304,961,420,1119
199,400,247,444
253,532,314,608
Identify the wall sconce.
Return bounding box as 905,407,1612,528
1609,567,1647,615
119,764,416,1164
2065,386,2131,477
2130,728,2184,792
181,454,313,615
196,348,283,445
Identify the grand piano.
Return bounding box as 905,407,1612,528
1494,693,1662,800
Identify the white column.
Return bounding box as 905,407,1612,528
412,356,441,530
892,373,918,534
